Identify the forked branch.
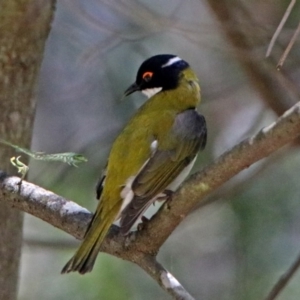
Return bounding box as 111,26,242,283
1,101,300,299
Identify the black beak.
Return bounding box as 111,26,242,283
123,82,140,97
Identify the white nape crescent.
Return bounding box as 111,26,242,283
161,56,182,68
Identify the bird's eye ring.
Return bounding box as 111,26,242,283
142,71,153,82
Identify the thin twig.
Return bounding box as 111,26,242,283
24,238,78,249
265,251,300,300
206,0,296,117
139,256,196,300
277,21,300,70
266,0,296,57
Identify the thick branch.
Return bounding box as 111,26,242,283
0,174,193,299
135,101,300,252
1,101,300,298
0,172,91,240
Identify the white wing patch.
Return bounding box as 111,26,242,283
117,157,150,219
142,87,162,98
116,147,196,230
166,156,197,191
117,140,158,220
161,56,182,68
118,176,135,219
150,140,158,154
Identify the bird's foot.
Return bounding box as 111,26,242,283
162,189,174,210
137,216,150,232
155,189,174,203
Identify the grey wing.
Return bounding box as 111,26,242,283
120,109,207,234
172,109,207,153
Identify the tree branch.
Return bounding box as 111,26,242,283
264,250,300,300
138,256,196,300
0,174,194,299
1,101,300,299
135,101,300,252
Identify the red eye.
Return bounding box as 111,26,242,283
142,71,153,82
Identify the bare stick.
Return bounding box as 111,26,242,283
207,0,297,117
266,0,296,57
138,256,196,300
265,251,300,300
277,21,300,70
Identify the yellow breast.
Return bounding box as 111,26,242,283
100,67,201,215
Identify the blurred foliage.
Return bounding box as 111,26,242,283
16,0,300,299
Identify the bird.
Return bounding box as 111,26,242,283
61,54,207,274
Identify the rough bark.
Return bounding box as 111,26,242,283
0,1,55,299
1,100,300,299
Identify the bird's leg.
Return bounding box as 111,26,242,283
155,189,174,209
139,189,175,226
137,216,150,232
155,189,174,203
139,190,175,231
162,189,174,210
164,189,174,201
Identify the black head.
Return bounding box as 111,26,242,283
124,54,189,98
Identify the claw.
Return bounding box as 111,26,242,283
156,189,174,202
137,216,150,232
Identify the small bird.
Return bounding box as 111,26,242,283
61,54,207,274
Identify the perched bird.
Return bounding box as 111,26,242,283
61,54,207,274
